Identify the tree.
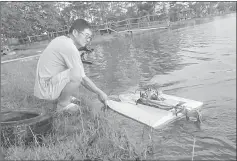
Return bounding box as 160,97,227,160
126,2,138,18
136,2,156,17
169,2,186,21
229,2,236,11
1,1,235,39
1,2,63,37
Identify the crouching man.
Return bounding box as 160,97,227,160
34,19,108,113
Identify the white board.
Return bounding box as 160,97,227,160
107,93,203,129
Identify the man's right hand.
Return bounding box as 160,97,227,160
97,91,109,111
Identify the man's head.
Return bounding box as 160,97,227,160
69,19,92,47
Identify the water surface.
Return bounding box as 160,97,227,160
86,13,236,160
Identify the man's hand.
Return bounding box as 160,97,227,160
97,91,109,111
81,76,109,111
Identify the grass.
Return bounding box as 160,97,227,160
2,41,49,62
192,136,196,161
1,53,154,160
3,109,140,160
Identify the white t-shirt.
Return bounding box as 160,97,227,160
34,36,86,99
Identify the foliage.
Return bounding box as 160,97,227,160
1,2,62,37
1,2,235,38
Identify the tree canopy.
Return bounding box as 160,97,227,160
1,2,235,38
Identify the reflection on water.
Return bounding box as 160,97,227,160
86,13,236,160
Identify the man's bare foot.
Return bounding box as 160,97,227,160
56,102,81,113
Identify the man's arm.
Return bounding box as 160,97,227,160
65,46,108,105
81,76,103,95
81,76,108,105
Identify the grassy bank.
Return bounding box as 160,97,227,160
1,55,154,160
2,104,142,160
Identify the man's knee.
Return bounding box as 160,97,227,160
69,68,83,83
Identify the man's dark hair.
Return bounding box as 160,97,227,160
69,19,91,34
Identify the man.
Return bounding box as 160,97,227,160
34,19,108,112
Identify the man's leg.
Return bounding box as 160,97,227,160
52,68,83,111
57,81,79,108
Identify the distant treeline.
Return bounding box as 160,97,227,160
1,1,236,39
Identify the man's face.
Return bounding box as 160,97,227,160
74,28,93,47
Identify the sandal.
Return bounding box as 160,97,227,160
56,103,81,113
71,96,81,104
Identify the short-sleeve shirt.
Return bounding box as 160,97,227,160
34,36,86,99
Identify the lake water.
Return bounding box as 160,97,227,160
86,13,236,160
